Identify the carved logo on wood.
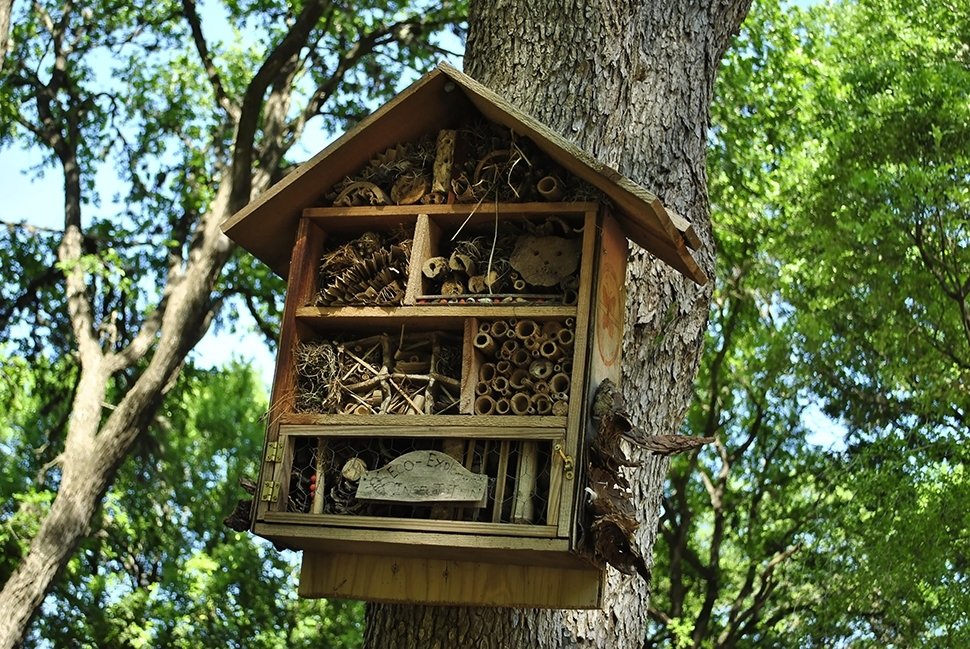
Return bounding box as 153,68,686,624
356,450,488,507
597,263,622,367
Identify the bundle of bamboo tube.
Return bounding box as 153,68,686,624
472,318,574,416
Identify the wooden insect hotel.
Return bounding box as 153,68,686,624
221,62,705,609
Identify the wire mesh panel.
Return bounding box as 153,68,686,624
286,435,554,525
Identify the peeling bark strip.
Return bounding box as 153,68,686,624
363,0,751,647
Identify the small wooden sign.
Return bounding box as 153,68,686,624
357,451,488,507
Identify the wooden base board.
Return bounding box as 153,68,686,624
299,551,604,609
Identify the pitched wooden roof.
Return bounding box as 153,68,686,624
221,62,706,284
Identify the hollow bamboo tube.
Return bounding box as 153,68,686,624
561,360,573,374
539,340,559,359
310,438,326,514
529,359,553,380
473,332,497,355
493,376,510,394
509,368,531,389
562,288,579,305
478,322,492,335
536,175,563,201
550,372,570,394
475,395,497,415
514,319,539,340
479,362,497,381
531,393,552,415
564,317,575,327
500,339,518,359
556,328,574,347
476,381,490,396
495,398,511,415
496,360,512,375
534,380,550,394
490,320,509,338
512,441,538,523
511,348,532,368
512,279,527,292
524,336,542,352
510,393,531,415
541,321,563,337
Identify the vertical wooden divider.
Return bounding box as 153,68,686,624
259,217,326,518
405,213,439,305
556,208,598,537
460,317,481,414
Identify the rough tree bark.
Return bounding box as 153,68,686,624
0,0,12,69
363,1,751,647
0,1,455,645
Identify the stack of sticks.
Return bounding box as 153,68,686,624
295,331,462,415
471,318,574,416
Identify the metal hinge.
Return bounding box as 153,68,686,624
264,441,284,463
260,481,280,503
554,442,575,481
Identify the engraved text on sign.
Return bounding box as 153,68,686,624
357,450,488,507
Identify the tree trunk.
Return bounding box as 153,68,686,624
0,0,12,70
363,1,750,646
0,177,236,649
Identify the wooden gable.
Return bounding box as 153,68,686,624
221,62,706,285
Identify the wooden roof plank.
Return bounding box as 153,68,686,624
221,62,705,284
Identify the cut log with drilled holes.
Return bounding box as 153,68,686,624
432,129,456,194
510,235,581,286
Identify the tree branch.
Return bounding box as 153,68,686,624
230,0,330,212
180,0,239,122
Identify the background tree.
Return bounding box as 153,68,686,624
362,1,752,646
1,360,364,647
0,1,463,645
648,0,970,645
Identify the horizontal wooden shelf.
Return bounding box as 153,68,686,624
254,522,581,567
280,423,566,439
303,201,598,220
295,305,578,326
278,413,568,429
262,512,560,538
